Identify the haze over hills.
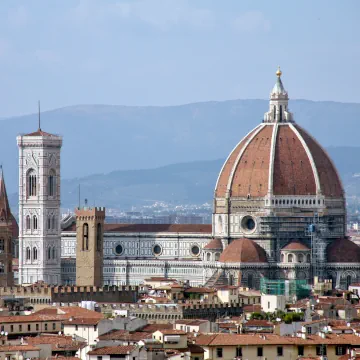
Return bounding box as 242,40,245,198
5,146,360,211
2,99,360,210
1,99,360,196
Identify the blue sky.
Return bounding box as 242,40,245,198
0,0,359,117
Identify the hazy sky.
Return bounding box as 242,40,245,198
0,0,359,117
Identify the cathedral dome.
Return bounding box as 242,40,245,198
215,69,343,200
326,238,360,263
218,238,268,263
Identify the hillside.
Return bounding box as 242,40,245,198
1,99,360,195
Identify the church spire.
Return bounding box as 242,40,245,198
0,166,11,223
264,67,293,123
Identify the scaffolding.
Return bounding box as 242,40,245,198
260,277,310,300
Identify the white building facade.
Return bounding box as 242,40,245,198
18,129,62,285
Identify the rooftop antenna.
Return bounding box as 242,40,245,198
38,100,41,131
78,184,81,209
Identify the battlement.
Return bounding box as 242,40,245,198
0,284,138,303
75,207,106,218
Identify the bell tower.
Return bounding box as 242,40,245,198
75,205,105,287
0,168,14,286
17,128,62,285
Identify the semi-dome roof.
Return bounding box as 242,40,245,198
282,240,310,251
326,238,360,263
215,69,343,200
204,238,223,250
218,238,268,263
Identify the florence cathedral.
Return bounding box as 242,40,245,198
0,68,359,290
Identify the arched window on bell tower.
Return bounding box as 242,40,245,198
26,215,31,230
97,223,102,252
33,215,38,230
48,169,56,196
26,247,31,261
27,169,37,197
83,223,89,251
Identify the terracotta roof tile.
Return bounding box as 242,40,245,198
204,238,223,250
0,345,40,351
88,346,136,355
216,126,260,197
157,329,186,335
98,330,152,341
327,238,360,263
26,335,86,351
219,238,267,263
63,223,211,233
140,324,173,333
24,129,56,137
215,122,344,199
282,240,310,251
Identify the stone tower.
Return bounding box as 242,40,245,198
75,206,105,287
0,168,14,286
17,129,62,285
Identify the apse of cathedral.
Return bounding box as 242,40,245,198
14,69,360,290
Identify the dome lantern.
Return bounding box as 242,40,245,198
264,67,294,123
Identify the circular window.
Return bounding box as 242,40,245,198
115,244,123,255
241,215,256,233
191,245,200,257
152,244,162,256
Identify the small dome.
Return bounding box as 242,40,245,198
218,238,267,263
282,240,310,251
327,238,360,263
204,238,223,250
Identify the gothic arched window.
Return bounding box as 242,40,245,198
26,247,31,260
33,247,38,260
206,253,211,262
83,223,89,251
27,169,37,197
346,275,352,289
248,273,254,288
0,239,4,252
48,247,51,260
214,252,220,261
288,254,294,263
47,216,51,230
298,254,304,263
52,216,56,230
48,169,56,196
26,215,31,230
33,215,38,230
96,223,102,252
52,247,56,260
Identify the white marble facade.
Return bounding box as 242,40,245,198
18,130,62,285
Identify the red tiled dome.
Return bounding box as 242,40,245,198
218,238,267,263
204,238,223,250
282,240,310,251
326,238,360,263
215,123,343,199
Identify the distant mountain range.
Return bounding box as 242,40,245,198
1,99,360,195
2,99,360,210
6,146,360,211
